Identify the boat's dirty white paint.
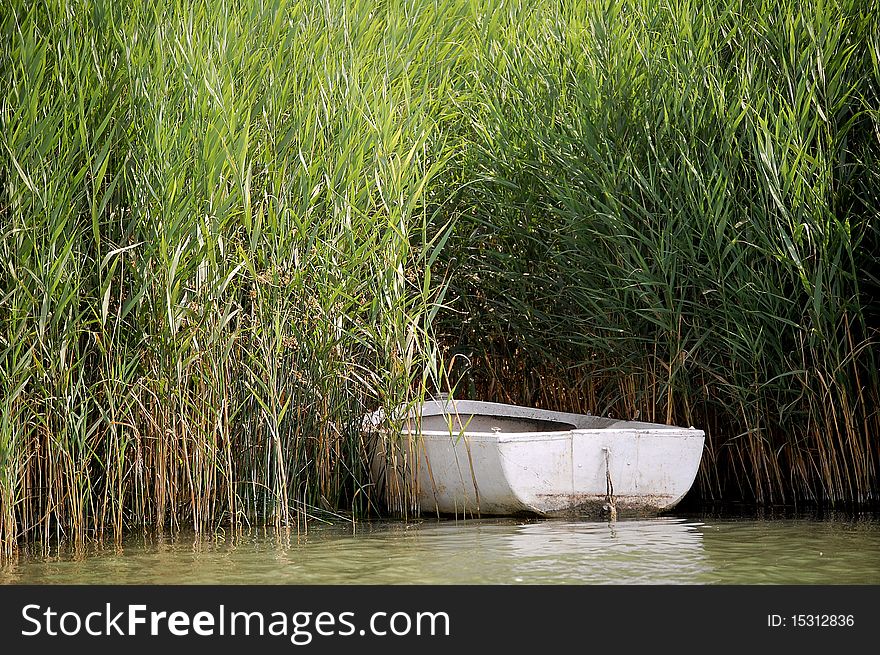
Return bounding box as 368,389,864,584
368,399,706,518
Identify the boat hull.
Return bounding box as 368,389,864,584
369,400,705,518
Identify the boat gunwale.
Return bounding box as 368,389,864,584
405,399,705,438
405,427,706,441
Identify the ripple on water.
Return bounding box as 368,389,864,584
2,515,878,584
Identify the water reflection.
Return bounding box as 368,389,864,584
1,514,878,585
494,519,709,584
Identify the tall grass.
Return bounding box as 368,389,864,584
1,0,878,556
438,0,880,507
0,0,464,556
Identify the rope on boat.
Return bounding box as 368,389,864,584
602,447,617,522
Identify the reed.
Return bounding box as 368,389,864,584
438,0,880,508
0,0,463,556
1,0,878,556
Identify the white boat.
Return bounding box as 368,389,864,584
368,398,705,518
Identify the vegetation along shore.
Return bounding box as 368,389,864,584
1,0,878,556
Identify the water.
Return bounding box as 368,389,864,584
3,513,879,584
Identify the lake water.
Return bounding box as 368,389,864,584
2,512,879,585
